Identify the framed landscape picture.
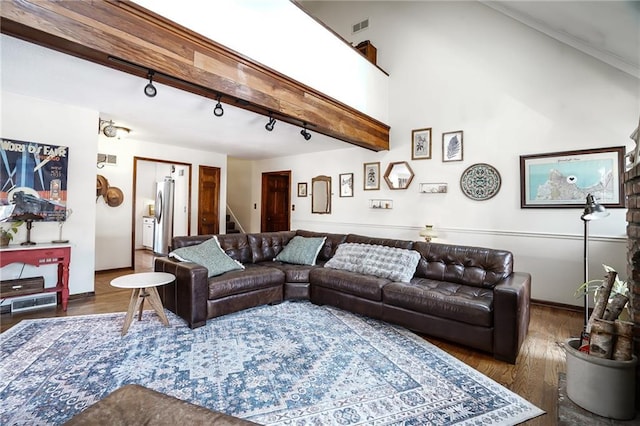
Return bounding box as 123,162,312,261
520,146,625,208
297,182,307,197
339,173,354,197
442,130,463,162
363,162,380,190
411,128,432,160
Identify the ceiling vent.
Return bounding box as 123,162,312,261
352,18,369,34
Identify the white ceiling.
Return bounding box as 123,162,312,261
482,1,639,78
2,2,638,160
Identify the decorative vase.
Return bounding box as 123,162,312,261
564,338,637,420
0,234,9,247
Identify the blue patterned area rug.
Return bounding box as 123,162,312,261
1,301,543,425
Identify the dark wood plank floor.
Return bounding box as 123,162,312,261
1,249,582,425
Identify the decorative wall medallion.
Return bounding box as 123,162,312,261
460,163,501,200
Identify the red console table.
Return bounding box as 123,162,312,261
0,243,71,310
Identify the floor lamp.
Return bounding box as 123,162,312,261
581,193,610,329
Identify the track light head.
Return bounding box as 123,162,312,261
100,119,131,139
213,95,224,117
265,115,276,132
102,120,117,138
144,70,157,98
300,123,312,141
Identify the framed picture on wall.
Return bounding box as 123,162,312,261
519,146,625,208
442,130,463,162
297,182,307,197
339,173,354,197
363,162,380,190
411,128,432,160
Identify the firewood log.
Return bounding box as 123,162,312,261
602,293,629,321
613,320,634,361
586,271,616,333
589,318,615,359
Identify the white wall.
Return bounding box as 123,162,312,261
131,0,389,123
1,92,97,295
95,138,227,270
248,1,640,307
227,158,254,233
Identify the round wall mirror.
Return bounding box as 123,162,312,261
384,161,414,190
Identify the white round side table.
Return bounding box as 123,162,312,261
110,272,175,335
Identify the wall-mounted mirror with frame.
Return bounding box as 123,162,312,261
384,161,414,190
311,175,332,214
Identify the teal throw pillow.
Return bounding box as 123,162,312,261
275,236,326,266
169,236,244,277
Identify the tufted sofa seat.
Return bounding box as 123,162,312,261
155,230,530,363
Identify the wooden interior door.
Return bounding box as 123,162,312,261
261,171,291,232
198,166,220,235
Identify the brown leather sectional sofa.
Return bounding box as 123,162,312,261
155,230,531,364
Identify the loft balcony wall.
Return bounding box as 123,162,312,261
132,0,389,124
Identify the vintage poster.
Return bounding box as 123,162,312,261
0,138,69,222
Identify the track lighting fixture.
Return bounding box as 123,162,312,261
265,114,276,132
99,119,131,139
213,95,224,117
144,70,157,97
300,123,312,141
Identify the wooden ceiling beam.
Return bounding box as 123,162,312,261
0,0,389,151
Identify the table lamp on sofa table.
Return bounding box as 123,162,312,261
12,213,44,246
580,194,609,347
419,225,437,242
52,209,72,244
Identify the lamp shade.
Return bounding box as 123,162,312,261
581,194,610,221
419,225,436,242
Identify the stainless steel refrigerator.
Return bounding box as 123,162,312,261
153,177,174,256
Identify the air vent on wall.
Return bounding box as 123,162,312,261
97,153,117,166
352,18,369,34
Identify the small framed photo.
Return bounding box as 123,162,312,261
442,130,464,162
339,173,354,197
297,182,307,197
411,128,432,160
363,162,380,191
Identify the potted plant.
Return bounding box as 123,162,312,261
564,265,637,420
0,221,23,247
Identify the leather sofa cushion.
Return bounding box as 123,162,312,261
309,267,390,301
248,232,296,263
208,264,284,299
412,241,513,289
384,278,494,327
217,233,252,264
257,261,319,283
296,230,347,261
346,233,413,250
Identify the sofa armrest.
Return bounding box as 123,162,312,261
492,272,531,364
155,256,209,329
